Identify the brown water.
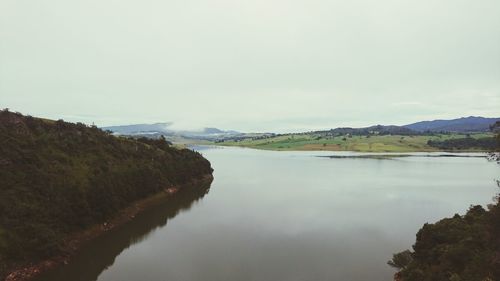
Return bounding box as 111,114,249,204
35,147,499,281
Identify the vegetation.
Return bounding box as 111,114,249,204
0,110,213,278
427,137,497,151
389,122,500,281
390,204,500,281
217,133,494,152
387,250,413,270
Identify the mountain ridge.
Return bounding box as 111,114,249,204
102,123,240,140
403,116,499,133
102,116,500,142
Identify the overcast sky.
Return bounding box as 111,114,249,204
1,0,499,132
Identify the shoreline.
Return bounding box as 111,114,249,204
3,174,214,281
203,144,490,153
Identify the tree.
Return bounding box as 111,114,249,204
387,250,413,270
488,121,500,163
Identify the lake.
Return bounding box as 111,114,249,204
35,147,499,281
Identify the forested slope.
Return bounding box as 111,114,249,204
0,110,212,278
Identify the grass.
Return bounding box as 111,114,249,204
217,133,493,152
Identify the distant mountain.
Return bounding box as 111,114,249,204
310,125,418,136
404,116,500,133
202,127,224,134
103,116,499,142
102,123,240,141
103,122,173,135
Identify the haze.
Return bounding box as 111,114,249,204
1,0,499,132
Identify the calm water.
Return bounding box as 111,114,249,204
36,147,499,281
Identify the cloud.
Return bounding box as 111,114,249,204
1,0,499,132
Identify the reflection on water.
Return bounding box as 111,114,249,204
34,147,498,281
34,181,212,281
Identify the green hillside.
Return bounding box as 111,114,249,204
218,133,495,152
0,110,213,278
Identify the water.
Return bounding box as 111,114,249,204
36,147,499,281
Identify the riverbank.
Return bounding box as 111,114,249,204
3,174,213,281
215,143,490,153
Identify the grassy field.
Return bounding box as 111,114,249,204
217,133,493,152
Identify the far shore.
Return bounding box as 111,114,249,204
207,132,494,153
202,143,490,153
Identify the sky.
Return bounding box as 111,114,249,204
1,0,499,133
